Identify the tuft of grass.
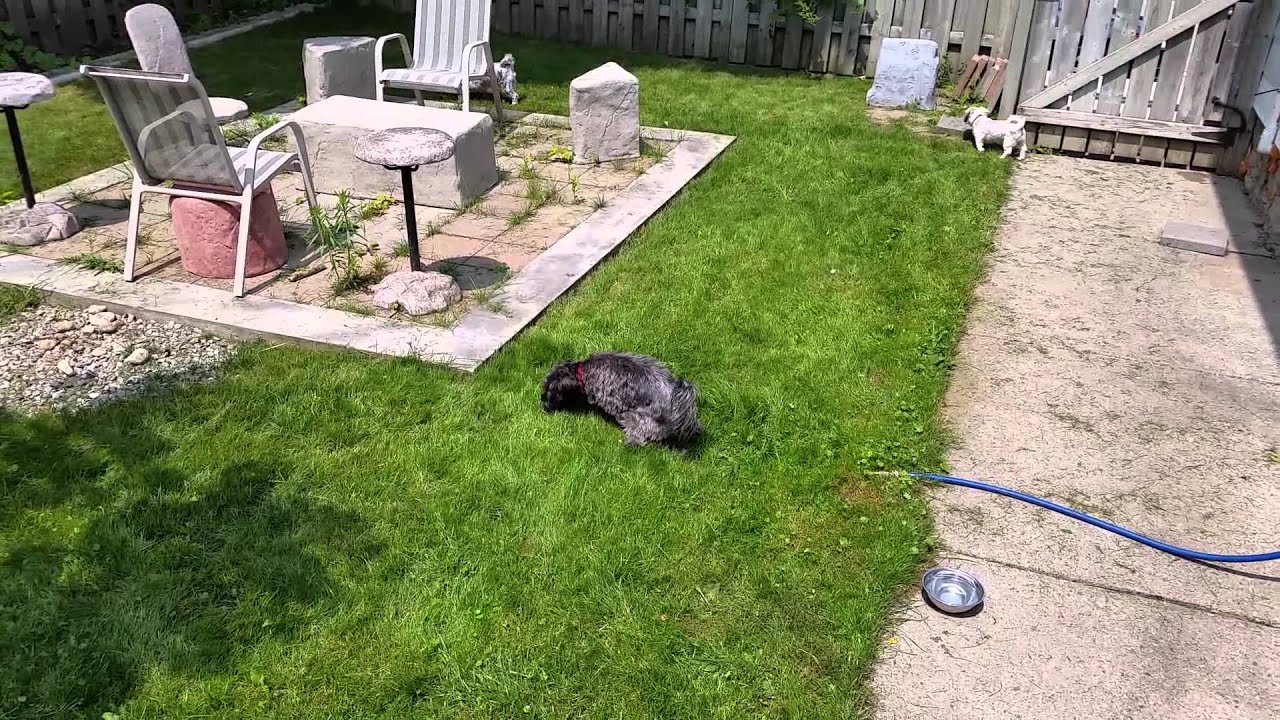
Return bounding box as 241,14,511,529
391,240,410,258
65,187,96,204
0,284,39,319
506,202,536,228
640,140,670,163
590,194,608,210
59,252,123,273
516,157,542,181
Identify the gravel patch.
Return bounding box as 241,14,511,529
1,304,236,413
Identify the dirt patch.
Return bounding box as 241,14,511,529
836,473,887,508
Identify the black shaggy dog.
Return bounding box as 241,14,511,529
541,353,702,447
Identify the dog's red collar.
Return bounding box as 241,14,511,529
576,362,586,387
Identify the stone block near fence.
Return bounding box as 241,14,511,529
570,62,640,164
866,39,939,110
303,36,376,105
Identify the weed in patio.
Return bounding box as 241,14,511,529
640,140,670,163
359,193,397,220
66,187,96,204
538,144,574,163
453,194,487,215
0,284,39,319
506,202,535,229
60,252,124,273
520,176,561,209
392,241,410,258
517,157,542,182
330,299,376,316
306,189,371,294
568,172,583,203
590,195,608,210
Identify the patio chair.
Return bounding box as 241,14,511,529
374,0,505,120
80,65,318,298
124,4,249,123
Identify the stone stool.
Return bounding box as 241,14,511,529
169,186,288,279
354,127,455,272
0,72,79,246
570,62,640,164
304,37,376,105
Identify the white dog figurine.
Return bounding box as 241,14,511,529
963,106,1028,160
470,53,520,105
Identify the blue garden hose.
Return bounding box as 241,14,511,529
911,472,1280,564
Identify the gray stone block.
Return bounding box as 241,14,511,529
2,202,79,246
866,39,938,110
303,36,376,105
570,62,640,164
287,96,498,208
935,115,969,138
125,4,194,75
1159,221,1230,256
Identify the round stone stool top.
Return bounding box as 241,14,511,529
354,127,455,169
0,72,54,108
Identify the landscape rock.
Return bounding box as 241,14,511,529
86,304,107,314
570,62,641,164
371,270,461,315
303,36,376,105
56,359,74,376
125,348,151,366
2,202,80,246
51,320,77,333
89,312,117,327
866,39,939,110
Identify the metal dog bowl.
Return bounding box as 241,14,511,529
921,567,985,614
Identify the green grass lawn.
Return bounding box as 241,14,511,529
0,6,1010,718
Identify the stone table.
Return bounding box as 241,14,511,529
0,72,54,208
354,127,455,272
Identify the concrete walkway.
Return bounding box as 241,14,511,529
873,157,1280,719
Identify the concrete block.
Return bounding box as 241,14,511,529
866,39,938,109
1159,221,1229,257
570,62,640,164
303,36,376,105
935,115,969,138
287,96,498,208
126,4,194,75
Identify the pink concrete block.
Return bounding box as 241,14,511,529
169,186,288,279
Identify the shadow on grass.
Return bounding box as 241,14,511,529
0,401,381,716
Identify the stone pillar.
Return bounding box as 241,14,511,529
303,36,376,105
570,62,641,164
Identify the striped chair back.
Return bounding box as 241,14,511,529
411,0,492,75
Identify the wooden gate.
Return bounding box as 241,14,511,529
1001,0,1256,169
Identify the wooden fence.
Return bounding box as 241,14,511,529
1,0,227,57
479,0,1021,77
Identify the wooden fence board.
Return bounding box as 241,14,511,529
727,0,749,62
495,0,512,32
834,2,864,75
521,0,539,37
641,0,660,50
568,0,585,42
866,0,896,76
1061,0,1113,152
997,0,1032,117
755,0,776,65
668,0,687,54
1205,1,1253,122
1017,0,1056,108
1093,0,1142,157
957,0,987,66
921,0,956,65
1149,0,1200,122
809,4,834,71
781,12,803,68
1177,5,1230,123
619,0,634,48
902,0,925,37
592,0,610,45
693,0,713,56
543,0,560,38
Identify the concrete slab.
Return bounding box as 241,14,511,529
875,559,1280,720
934,115,968,138
1161,220,1230,256
872,156,1280,719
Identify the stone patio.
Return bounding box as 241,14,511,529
0,111,733,369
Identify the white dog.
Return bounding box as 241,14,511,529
963,106,1027,160
470,53,519,105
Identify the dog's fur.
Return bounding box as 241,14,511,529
470,53,520,104
963,106,1028,160
541,353,702,447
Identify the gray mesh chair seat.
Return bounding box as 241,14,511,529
81,65,318,298
374,0,504,118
